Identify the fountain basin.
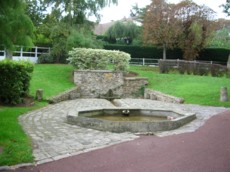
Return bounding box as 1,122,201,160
67,108,196,133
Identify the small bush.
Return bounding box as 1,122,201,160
211,64,227,77
158,60,169,73
178,61,187,74
67,48,131,72
0,60,34,104
37,53,54,64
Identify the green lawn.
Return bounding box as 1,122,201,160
0,64,75,166
130,65,230,107
30,64,75,99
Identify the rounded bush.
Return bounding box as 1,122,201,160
0,60,34,104
67,48,131,72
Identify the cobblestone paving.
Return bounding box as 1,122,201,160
19,99,229,164
19,99,138,164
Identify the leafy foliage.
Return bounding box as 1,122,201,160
68,48,131,71
105,21,140,44
66,29,103,50
0,0,34,52
222,0,230,15
143,0,181,59
143,0,217,60
176,0,217,60
37,53,54,64
0,60,34,105
43,0,118,25
210,27,230,49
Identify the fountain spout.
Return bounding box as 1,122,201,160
122,109,130,116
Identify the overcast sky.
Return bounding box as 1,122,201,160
94,0,230,23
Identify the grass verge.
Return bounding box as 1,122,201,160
130,65,230,107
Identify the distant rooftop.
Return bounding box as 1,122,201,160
93,17,138,35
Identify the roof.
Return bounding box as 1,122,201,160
93,17,138,35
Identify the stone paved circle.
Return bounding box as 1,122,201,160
19,99,229,164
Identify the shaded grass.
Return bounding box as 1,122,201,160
130,65,230,107
0,64,75,166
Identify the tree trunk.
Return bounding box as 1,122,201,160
163,44,166,60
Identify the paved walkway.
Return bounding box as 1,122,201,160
19,99,228,164
0,99,229,171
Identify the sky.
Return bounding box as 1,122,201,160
94,0,230,23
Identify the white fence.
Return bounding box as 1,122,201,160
129,58,226,66
0,46,50,63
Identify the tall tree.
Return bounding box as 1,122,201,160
175,0,216,60
143,0,180,59
0,0,34,58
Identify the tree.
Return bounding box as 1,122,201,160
25,0,46,27
43,0,118,25
0,0,35,58
210,27,230,49
143,0,180,59
130,3,147,23
105,21,140,44
175,0,216,60
143,0,217,60
222,0,230,16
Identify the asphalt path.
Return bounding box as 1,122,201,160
3,110,230,172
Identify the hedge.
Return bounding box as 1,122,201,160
104,45,229,64
67,48,131,71
0,60,34,105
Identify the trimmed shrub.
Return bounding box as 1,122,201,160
0,60,34,104
37,53,54,64
67,48,131,72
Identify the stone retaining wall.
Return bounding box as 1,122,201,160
123,77,148,97
74,70,148,99
74,70,124,98
48,71,184,104
144,89,184,104
48,87,80,104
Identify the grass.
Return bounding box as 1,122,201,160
0,64,75,166
30,64,75,99
130,65,230,107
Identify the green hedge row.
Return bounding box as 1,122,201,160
0,60,34,105
104,45,229,64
